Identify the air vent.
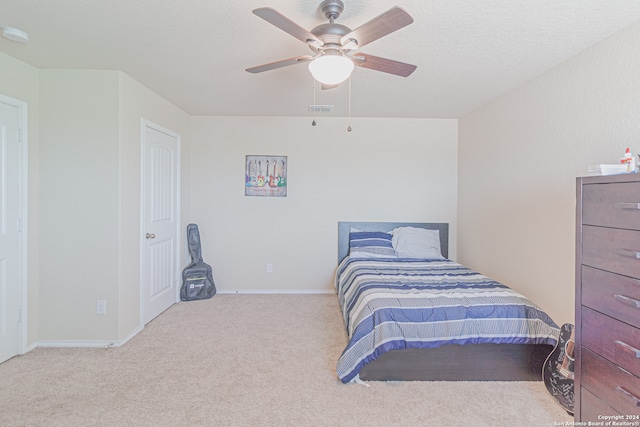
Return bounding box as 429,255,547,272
308,105,334,113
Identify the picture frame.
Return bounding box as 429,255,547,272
245,155,287,197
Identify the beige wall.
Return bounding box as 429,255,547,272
34,69,191,343
0,52,40,345
0,54,458,344
39,69,121,341
458,21,640,326
189,116,458,293
7,17,637,343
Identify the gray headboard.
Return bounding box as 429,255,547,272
338,221,449,264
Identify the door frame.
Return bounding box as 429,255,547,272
139,118,181,328
0,93,28,356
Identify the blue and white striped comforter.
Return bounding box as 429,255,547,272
335,257,560,383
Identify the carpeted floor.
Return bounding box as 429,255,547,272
0,294,572,426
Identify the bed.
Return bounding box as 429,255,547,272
335,221,559,383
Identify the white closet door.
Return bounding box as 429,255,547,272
0,100,22,363
141,120,180,325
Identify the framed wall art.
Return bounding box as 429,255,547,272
245,155,287,197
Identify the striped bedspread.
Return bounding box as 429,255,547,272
335,257,560,383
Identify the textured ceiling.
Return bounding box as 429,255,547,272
1,0,640,118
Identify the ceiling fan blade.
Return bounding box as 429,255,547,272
321,84,339,90
253,7,323,47
340,6,413,49
352,54,417,77
246,55,314,74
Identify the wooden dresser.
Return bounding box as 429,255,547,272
576,173,640,421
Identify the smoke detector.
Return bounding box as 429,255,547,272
2,27,29,43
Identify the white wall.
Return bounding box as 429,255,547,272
17,13,636,339
0,52,40,345
1,53,457,342
39,70,121,340
36,69,191,343
190,116,458,293
458,20,640,326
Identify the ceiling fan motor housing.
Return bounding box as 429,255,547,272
312,0,352,55
310,23,352,55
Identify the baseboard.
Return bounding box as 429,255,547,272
28,292,333,350
35,325,144,349
217,289,335,295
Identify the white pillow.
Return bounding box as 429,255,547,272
392,227,443,259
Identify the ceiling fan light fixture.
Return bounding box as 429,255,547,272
308,55,354,85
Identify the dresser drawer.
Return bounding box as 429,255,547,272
582,266,640,328
582,348,640,415
580,386,622,422
583,182,640,231
582,307,640,377
582,226,640,279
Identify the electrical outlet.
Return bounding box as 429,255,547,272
96,300,107,315
266,263,273,273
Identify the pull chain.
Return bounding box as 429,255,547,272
347,76,352,132
312,78,317,126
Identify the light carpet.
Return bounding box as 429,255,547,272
0,294,572,426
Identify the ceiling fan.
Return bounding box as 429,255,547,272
245,0,417,88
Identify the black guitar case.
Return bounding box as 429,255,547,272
180,224,216,301
542,323,575,415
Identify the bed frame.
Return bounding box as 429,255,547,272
337,221,553,381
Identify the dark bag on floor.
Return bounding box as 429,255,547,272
180,224,216,301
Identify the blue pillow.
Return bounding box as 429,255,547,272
349,230,396,258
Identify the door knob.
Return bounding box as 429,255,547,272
146,233,156,239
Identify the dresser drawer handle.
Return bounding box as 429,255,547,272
615,294,640,308
614,340,640,357
616,386,640,407
614,248,640,259
615,202,640,210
